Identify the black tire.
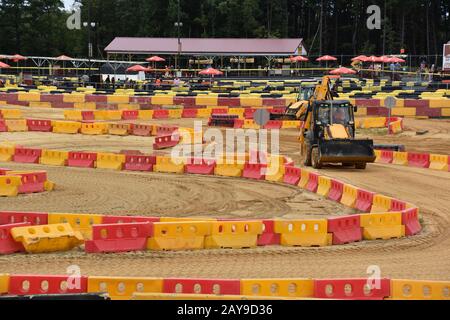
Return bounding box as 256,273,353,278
302,142,312,167
311,147,323,169
355,162,367,170
342,163,354,167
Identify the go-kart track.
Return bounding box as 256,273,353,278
0,105,449,286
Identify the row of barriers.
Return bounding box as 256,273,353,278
355,117,404,134
374,149,450,172
0,143,422,254
0,168,54,197
0,274,448,300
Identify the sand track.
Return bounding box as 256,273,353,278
0,107,449,280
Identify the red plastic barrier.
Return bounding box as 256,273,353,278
132,124,153,137
244,108,257,119
182,108,198,118
328,179,344,202
264,120,282,130
124,155,156,172
174,96,195,106
130,96,152,104
269,107,285,115
407,152,430,168
81,111,95,121
257,220,281,246
212,108,228,115
402,208,421,236
157,125,179,137
0,222,30,254
8,275,88,295
13,171,47,194
85,95,107,103
0,119,7,132
122,110,139,120
53,102,74,109
217,97,241,107
366,107,389,117
355,189,374,212
306,172,319,193
0,168,10,175
40,94,63,103
314,278,391,300
379,150,394,164
185,158,216,175
68,152,98,168
263,99,286,107
283,166,301,185
404,99,429,108
327,215,362,245
13,147,42,164
0,211,48,225
243,163,266,180
26,119,52,132
233,119,244,129
153,109,169,119
153,134,180,150
163,279,241,295
390,199,407,212
102,215,160,224
85,222,153,253
355,98,381,107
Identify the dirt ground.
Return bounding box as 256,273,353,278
0,106,449,280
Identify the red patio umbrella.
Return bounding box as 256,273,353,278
316,55,338,62
365,56,383,63
352,55,369,62
290,56,309,62
199,68,223,76
330,67,357,75
9,54,27,63
55,55,73,61
126,65,151,72
0,62,11,68
146,56,166,62
387,57,406,63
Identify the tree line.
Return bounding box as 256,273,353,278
0,0,448,61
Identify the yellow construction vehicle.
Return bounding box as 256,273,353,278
289,76,376,169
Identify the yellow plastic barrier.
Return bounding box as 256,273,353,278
48,213,103,240
389,120,403,134
88,277,163,300
52,121,81,134
241,279,314,298
361,117,387,129
242,119,260,129
429,154,449,171
240,96,262,107
63,93,85,103
107,95,130,104
178,127,203,145
0,274,9,294
392,152,408,166
104,110,123,121
29,102,52,108
153,156,185,174
118,103,139,110
93,110,107,120
214,161,244,177
281,121,302,129
374,150,382,162
354,107,367,116
204,221,263,249
11,223,84,253
265,161,285,182
147,222,211,251
390,279,450,300
360,212,405,240
168,109,183,119
340,184,358,208
74,102,96,110
108,123,130,136
138,110,154,120
0,145,15,161
371,194,393,213
0,109,22,119
0,176,22,197
228,108,245,118
196,108,212,118
196,96,218,106
392,108,416,117
151,95,174,105
298,169,311,189
39,150,69,166
274,220,330,247
6,119,27,132
81,122,109,135
18,92,40,102
96,153,126,170
64,110,83,121
316,176,332,197
429,99,450,109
